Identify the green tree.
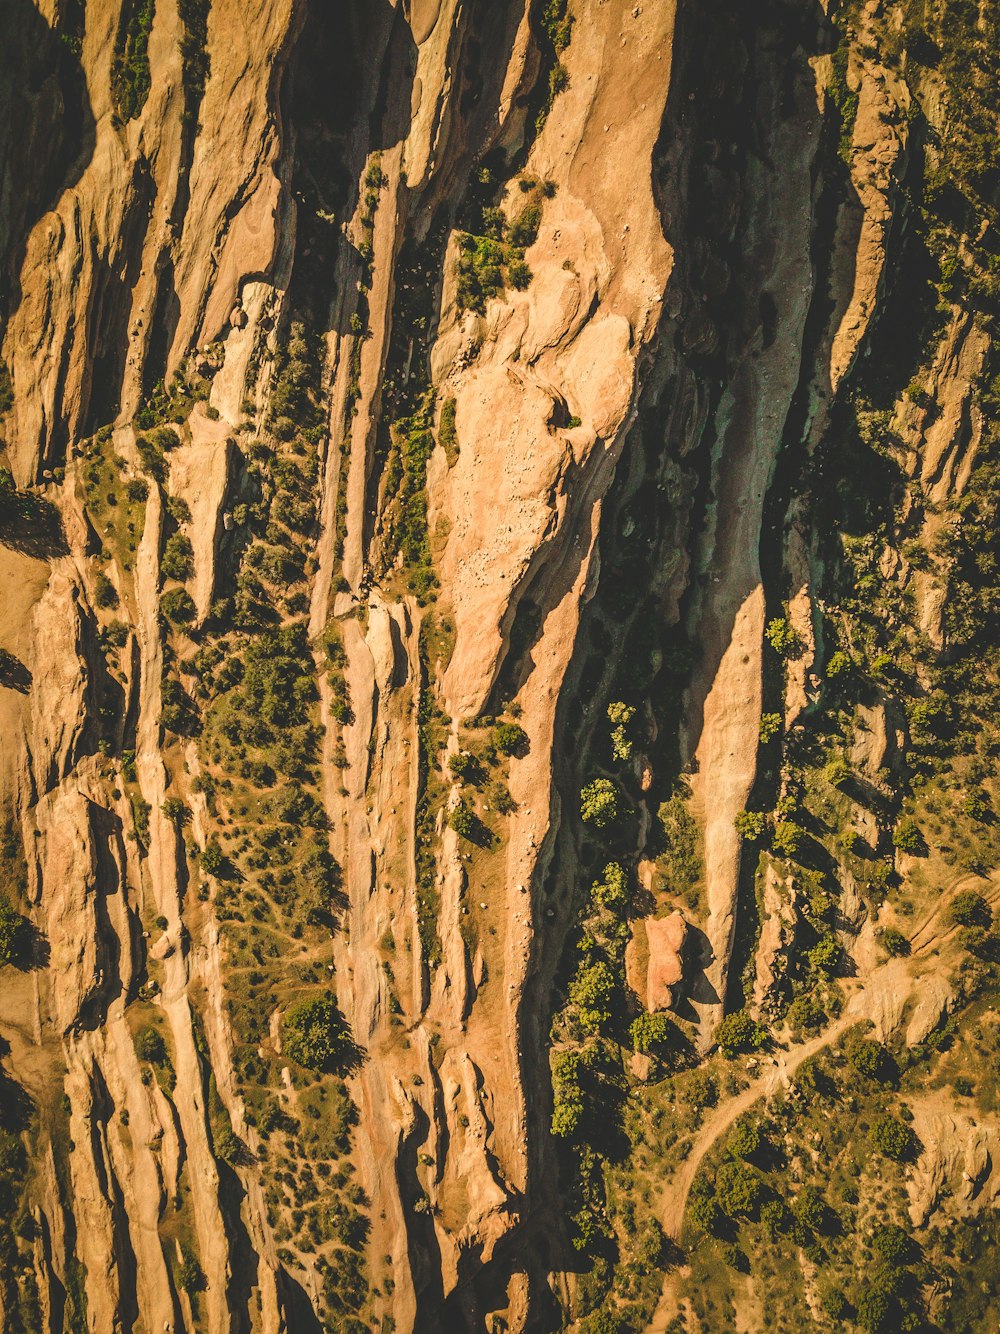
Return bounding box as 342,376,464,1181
162,531,194,581
716,1010,765,1057
734,810,766,841
448,800,476,839
715,1159,766,1219
136,1026,167,1064
892,817,923,853
569,959,616,1033
849,1038,893,1082
758,712,782,744
200,838,225,875
607,701,636,761
590,862,628,914
580,778,619,828
870,1114,918,1162
772,820,805,858
0,899,30,966
765,616,800,656
283,994,352,1073
950,889,992,929
630,1012,678,1056
551,1050,584,1138
878,926,910,957
161,587,196,626
727,1116,763,1161
492,721,528,757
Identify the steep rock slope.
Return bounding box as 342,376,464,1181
1,2,1000,1333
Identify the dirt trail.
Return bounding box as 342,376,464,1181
646,872,1000,1331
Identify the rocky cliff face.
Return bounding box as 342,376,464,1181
2,1,1000,1331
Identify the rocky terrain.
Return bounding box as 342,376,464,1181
1,0,1000,1331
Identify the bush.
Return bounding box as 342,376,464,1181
283,994,352,1073
568,959,616,1034
448,801,475,839
734,810,766,841
950,889,992,929
580,778,619,828
849,1038,893,1082
765,616,800,656
162,532,194,581
727,1116,763,1161
772,820,805,858
161,587,196,626
824,756,851,787
715,1160,766,1219
136,1026,167,1064
878,927,910,957
0,899,31,966
825,650,851,678
758,712,782,744
177,1251,205,1293
200,838,225,875
630,1012,678,1056
716,1010,765,1057
892,817,923,854
870,1113,918,1162
492,721,528,757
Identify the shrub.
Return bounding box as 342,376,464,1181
629,1012,678,1056
162,532,194,581
0,898,31,966
715,1159,766,1219
824,756,851,787
962,789,991,821
825,650,851,678
892,817,923,853
580,778,619,828
870,1113,918,1162
136,1026,167,1064
772,820,805,858
568,959,616,1034
161,797,189,825
734,810,766,841
950,889,991,929
448,801,476,839
727,1117,763,1161
716,1010,765,1057
765,616,800,656
758,712,782,744
161,587,196,626
177,1251,205,1293
283,994,351,1073
492,721,528,757
849,1038,892,1081
878,927,910,957
200,838,225,875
